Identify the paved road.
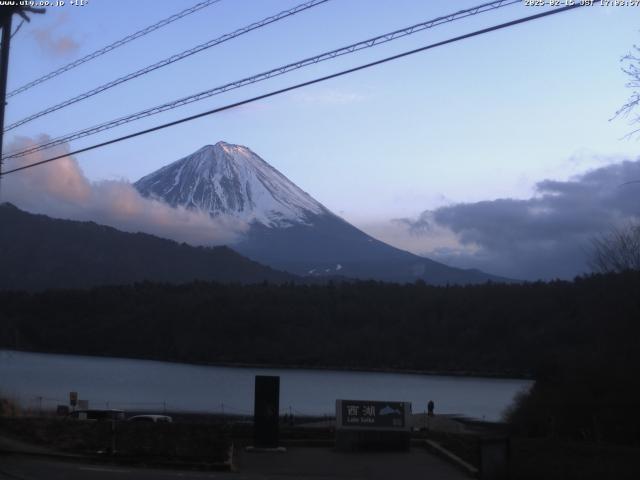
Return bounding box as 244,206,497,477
0,448,469,480
0,455,221,480
238,446,469,479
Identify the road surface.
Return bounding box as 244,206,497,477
1,447,469,480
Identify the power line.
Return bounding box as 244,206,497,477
3,0,331,132
0,5,45,192
1,3,585,178
0,7,14,188
6,0,224,98
10,20,24,39
3,0,520,161
2,0,509,140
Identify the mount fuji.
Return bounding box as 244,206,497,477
135,142,505,284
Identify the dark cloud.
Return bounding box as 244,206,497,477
392,215,433,236
409,160,640,280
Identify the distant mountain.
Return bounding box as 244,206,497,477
135,142,327,228
0,203,296,291
136,142,508,284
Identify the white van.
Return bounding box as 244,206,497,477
127,414,173,423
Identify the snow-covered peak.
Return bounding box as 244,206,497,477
134,142,327,227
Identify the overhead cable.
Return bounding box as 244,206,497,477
7,0,224,98
3,0,519,160
1,4,584,177
3,0,330,131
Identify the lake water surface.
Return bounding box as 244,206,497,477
0,350,531,421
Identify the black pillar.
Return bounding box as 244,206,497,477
253,375,280,448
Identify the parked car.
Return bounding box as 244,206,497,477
127,414,173,423
67,409,125,421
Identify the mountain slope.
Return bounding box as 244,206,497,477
0,203,296,291
135,142,326,227
236,214,499,284
135,142,508,284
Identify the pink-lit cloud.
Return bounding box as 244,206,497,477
31,13,80,57
1,135,248,246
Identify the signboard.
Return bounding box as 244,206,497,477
69,391,78,407
336,400,411,431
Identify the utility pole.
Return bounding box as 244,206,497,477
0,10,13,178
0,6,45,186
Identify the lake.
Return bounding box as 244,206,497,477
0,350,531,421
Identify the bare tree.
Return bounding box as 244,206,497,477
590,222,640,273
613,43,640,138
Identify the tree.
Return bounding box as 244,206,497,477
590,222,640,273
614,43,640,138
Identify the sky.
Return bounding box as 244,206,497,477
2,0,639,280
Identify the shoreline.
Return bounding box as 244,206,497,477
0,348,533,381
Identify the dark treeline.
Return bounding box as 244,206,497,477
1,272,638,375
1,271,639,442
0,203,296,290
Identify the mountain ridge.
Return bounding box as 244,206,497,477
0,202,297,291
135,142,510,285
135,142,328,228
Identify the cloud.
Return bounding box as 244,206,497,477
393,214,434,237
359,214,461,256
392,160,640,281
31,13,80,56
1,135,248,246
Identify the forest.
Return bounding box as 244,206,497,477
1,270,639,443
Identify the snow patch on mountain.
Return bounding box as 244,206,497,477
135,142,327,228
